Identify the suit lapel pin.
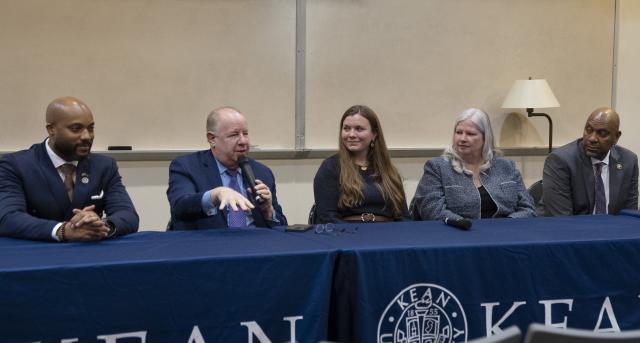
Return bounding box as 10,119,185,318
616,163,623,170
81,172,90,184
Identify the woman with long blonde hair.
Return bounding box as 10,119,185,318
313,105,409,223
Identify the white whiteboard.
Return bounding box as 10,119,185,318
0,0,614,151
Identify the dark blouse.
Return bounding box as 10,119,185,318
478,185,497,218
313,154,410,224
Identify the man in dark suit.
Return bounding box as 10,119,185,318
0,97,139,241
167,106,287,230
543,107,638,216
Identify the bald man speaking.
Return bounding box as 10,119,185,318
167,106,287,230
0,97,139,241
543,107,639,216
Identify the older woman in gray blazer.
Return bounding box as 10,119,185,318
411,108,535,221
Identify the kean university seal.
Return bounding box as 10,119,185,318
377,283,468,343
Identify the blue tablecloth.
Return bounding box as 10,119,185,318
1,215,640,343
293,215,640,342
0,229,336,342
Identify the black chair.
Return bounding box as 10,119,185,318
308,204,318,224
524,323,640,343
527,180,545,216
408,197,422,220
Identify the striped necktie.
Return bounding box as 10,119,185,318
594,162,607,214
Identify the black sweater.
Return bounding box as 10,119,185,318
313,154,410,224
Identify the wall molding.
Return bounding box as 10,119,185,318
1,147,550,161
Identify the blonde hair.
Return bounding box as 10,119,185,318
337,105,407,218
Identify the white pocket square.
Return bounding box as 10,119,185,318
90,190,104,200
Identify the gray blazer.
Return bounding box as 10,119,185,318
542,139,639,216
412,156,536,221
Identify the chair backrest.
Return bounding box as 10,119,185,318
409,197,421,220
524,323,640,343
527,180,543,204
308,204,317,224
468,326,521,343
527,180,545,216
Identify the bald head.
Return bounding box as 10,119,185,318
206,106,245,133
46,96,92,125
205,106,250,168
45,96,95,161
582,107,621,160
587,107,620,132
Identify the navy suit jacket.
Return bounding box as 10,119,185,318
543,139,639,216
0,141,139,241
167,150,287,230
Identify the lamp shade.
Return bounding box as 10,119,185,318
501,79,560,109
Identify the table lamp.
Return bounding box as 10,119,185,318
502,77,560,153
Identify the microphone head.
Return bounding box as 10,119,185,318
238,155,250,165
458,218,472,230
444,217,472,230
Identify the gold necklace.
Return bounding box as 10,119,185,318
357,162,369,171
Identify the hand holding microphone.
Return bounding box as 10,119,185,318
238,156,265,205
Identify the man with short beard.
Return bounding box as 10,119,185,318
0,97,139,241
543,107,639,216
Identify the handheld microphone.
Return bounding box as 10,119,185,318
444,217,472,231
238,156,265,205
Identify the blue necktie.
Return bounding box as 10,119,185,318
226,169,247,227
594,162,607,214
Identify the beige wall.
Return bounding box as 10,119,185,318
306,0,614,149
124,0,636,230
616,0,640,155
1,0,638,229
0,0,296,151
0,0,614,151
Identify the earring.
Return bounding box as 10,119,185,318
370,141,375,148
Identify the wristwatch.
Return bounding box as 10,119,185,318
103,219,117,238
